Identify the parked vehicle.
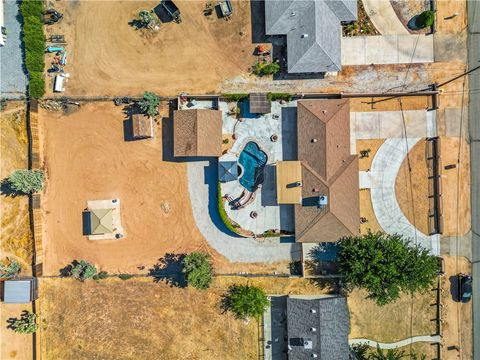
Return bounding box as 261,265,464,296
43,9,63,25
457,274,472,303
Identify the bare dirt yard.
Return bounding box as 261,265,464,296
0,103,33,271
0,303,33,360
44,0,256,97
39,276,334,360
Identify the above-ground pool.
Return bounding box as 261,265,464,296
238,141,267,192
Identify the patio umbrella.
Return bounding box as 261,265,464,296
219,161,238,183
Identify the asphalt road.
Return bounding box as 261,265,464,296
467,1,480,358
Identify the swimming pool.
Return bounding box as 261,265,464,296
238,141,267,192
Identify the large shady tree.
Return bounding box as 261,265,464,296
182,252,213,290
338,231,438,306
222,284,269,320
6,169,44,194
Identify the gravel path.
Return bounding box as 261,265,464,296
349,335,441,349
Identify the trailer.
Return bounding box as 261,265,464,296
161,0,181,23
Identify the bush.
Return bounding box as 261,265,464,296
26,52,45,72
118,274,134,280
0,258,21,279
138,91,159,117
338,231,438,305
261,63,280,75
10,311,38,334
417,10,435,28
222,284,269,320
217,182,239,234
182,252,213,289
20,0,43,19
29,72,45,98
267,92,292,102
223,93,248,102
69,260,97,281
92,271,108,280
7,169,44,194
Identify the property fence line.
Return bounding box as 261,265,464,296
426,137,443,235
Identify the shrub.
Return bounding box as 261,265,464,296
222,284,269,320
261,63,280,75
223,93,248,102
118,274,134,280
26,52,45,72
10,311,38,334
29,72,45,98
20,0,43,19
0,258,21,279
417,10,435,28
217,182,239,234
138,91,159,117
7,169,44,194
182,252,213,290
338,231,438,305
92,271,108,280
267,92,292,102
69,260,97,281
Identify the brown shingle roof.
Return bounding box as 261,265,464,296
295,99,359,243
173,109,222,157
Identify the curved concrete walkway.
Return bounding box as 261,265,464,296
349,335,441,349
370,138,440,255
362,0,409,35
187,160,299,263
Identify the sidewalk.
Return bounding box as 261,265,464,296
362,0,409,35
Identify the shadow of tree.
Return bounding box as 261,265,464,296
58,260,79,277
6,310,30,330
148,253,186,288
308,277,342,295
0,178,18,197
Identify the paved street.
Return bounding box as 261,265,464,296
468,0,480,358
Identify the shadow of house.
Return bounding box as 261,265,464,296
148,253,187,287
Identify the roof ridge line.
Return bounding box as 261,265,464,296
327,154,356,186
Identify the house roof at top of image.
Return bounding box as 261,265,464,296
89,208,114,235
286,296,350,360
264,0,357,73
295,99,359,243
173,109,222,157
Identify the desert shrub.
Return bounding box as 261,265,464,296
223,93,248,102
267,92,292,102
417,10,435,28
29,72,45,98
182,252,213,289
92,271,108,280
217,182,239,234
138,91,159,117
69,260,97,281
338,231,438,305
118,274,134,280
10,311,38,334
7,169,44,194
0,258,22,279
261,63,280,75
222,284,269,320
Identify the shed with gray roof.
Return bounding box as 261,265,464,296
265,0,357,73
2,278,38,303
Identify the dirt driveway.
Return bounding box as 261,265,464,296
44,0,255,96
39,102,224,274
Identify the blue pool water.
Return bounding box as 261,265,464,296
238,142,267,192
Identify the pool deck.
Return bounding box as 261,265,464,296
219,101,297,235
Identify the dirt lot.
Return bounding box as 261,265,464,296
0,103,33,270
0,303,33,360
39,276,334,360
440,256,472,359
348,287,437,343
44,0,256,96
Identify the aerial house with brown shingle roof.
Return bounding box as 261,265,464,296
295,99,359,243
173,109,222,157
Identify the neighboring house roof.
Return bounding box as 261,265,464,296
90,208,114,235
249,93,271,114
265,0,357,73
295,99,359,242
132,114,154,139
286,296,350,360
173,109,222,157
3,278,37,303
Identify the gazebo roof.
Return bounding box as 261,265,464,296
219,161,239,182
89,208,114,235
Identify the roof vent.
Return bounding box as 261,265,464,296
301,34,308,38
311,138,317,143
311,354,318,359
310,308,317,313
318,195,328,208
310,327,317,332
303,339,313,349
290,11,296,16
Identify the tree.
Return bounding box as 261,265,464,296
138,91,159,117
416,10,435,28
261,63,280,75
9,311,38,334
69,260,97,281
0,258,21,279
138,10,153,27
222,284,269,320
182,252,213,289
7,169,44,194
338,231,438,305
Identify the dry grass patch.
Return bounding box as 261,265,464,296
348,288,437,343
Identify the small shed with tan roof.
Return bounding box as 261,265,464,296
131,114,154,140
173,109,222,157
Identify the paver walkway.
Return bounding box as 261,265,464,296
342,34,434,65
349,335,441,349
369,138,440,254
187,160,300,263
362,0,409,35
